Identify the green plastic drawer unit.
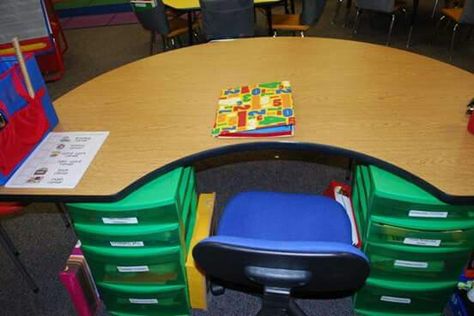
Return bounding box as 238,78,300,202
355,309,442,316
82,245,186,286
352,174,369,241
361,165,474,223
74,222,184,249
366,219,474,249
365,241,470,282
97,282,190,316
353,277,456,314
184,189,198,253
67,167,194,226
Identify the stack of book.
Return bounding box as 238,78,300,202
211,81,295,138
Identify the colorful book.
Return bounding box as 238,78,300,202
211,81,295,138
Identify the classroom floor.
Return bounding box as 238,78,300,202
0,1,470,315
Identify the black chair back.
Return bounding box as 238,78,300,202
301,0,327,25
133,1,170,35
199,0,255,40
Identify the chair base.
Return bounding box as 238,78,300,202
257,287,307,316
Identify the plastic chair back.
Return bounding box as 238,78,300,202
200,0,255,40
301,0,327,25
133,0,170,35
355,0,395,12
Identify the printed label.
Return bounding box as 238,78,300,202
110,241,144,247
380,296,411,304
394,260,428,269
102,217,138,224
117,265,149,273
403,238,441,247
129,298,159,304
408,210,448,218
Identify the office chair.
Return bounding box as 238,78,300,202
132,1,199,54
272,0,327,37
193,191,370,316
434,0,474,61
352,0,408,46
199,0,255,41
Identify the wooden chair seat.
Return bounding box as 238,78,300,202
271,14,310,31
441,7,463,22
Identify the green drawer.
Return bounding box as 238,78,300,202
366,241,469,282
82,245,186,286
74,222,183,248
354,277,456,314
360,165,474,224
98,282,190,316
352,172,368,241
355,308,442,316
67,167,193,226
366,219,474,249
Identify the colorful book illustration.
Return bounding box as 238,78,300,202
211,81,295,138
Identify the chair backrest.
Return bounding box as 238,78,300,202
132,1,170,35
355,0,395,13
194,237,370,295
461,0,474,23
301,0,327,26
199,0,255,40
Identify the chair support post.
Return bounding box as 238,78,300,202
387,13,396,46
449,23,459,62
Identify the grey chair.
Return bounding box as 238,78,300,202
353,0,407,46
435,0,474,60
132,1,198,54
272,0,327,37
199,0,255,41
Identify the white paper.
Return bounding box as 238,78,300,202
110,241,144,247
403,237,441,247
394,260,429,269
334,189,360,246
408,210,448,218
380,296,411,304
5,132,109,189
129,298,158,304
102,217,138,224
117,265,149,273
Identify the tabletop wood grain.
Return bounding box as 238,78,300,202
1,38,473,202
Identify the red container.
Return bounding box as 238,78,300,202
468,112,474,135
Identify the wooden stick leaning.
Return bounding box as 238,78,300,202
12,37,35,98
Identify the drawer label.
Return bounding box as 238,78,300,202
403,238,441,247
380,296,411,304
408,210,448,218
129,298,159,304
102,217,138,224
394,260,428,269
110,241,144,247
117,265,149,273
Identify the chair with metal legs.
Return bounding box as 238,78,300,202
352,0,408,46
434,0,474,61
272,0,327,37
0,202,39,293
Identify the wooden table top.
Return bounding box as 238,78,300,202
1,37,473,203
163,0,279,10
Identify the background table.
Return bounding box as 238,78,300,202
0,37,472,203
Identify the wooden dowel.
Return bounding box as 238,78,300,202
12,37,35,98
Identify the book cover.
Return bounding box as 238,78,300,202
211,81,295,138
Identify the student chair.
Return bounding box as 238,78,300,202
199,0,255,41
271,0,327,37
352,0,408,46
434,0,474,61
132,1,199,54
193,191,370,316
0,202,39,292
0,202,71,293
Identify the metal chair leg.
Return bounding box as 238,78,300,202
449,23,459,62
387,13,396,46
273,30,278,38
432,0,440,18
353,8,362,36
0,223,19,256
55,203,71,228
300,31,305,37
333,0,344,24
149,31,156,55
433,15,447,44
161,35,168,52
0,224,39,293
